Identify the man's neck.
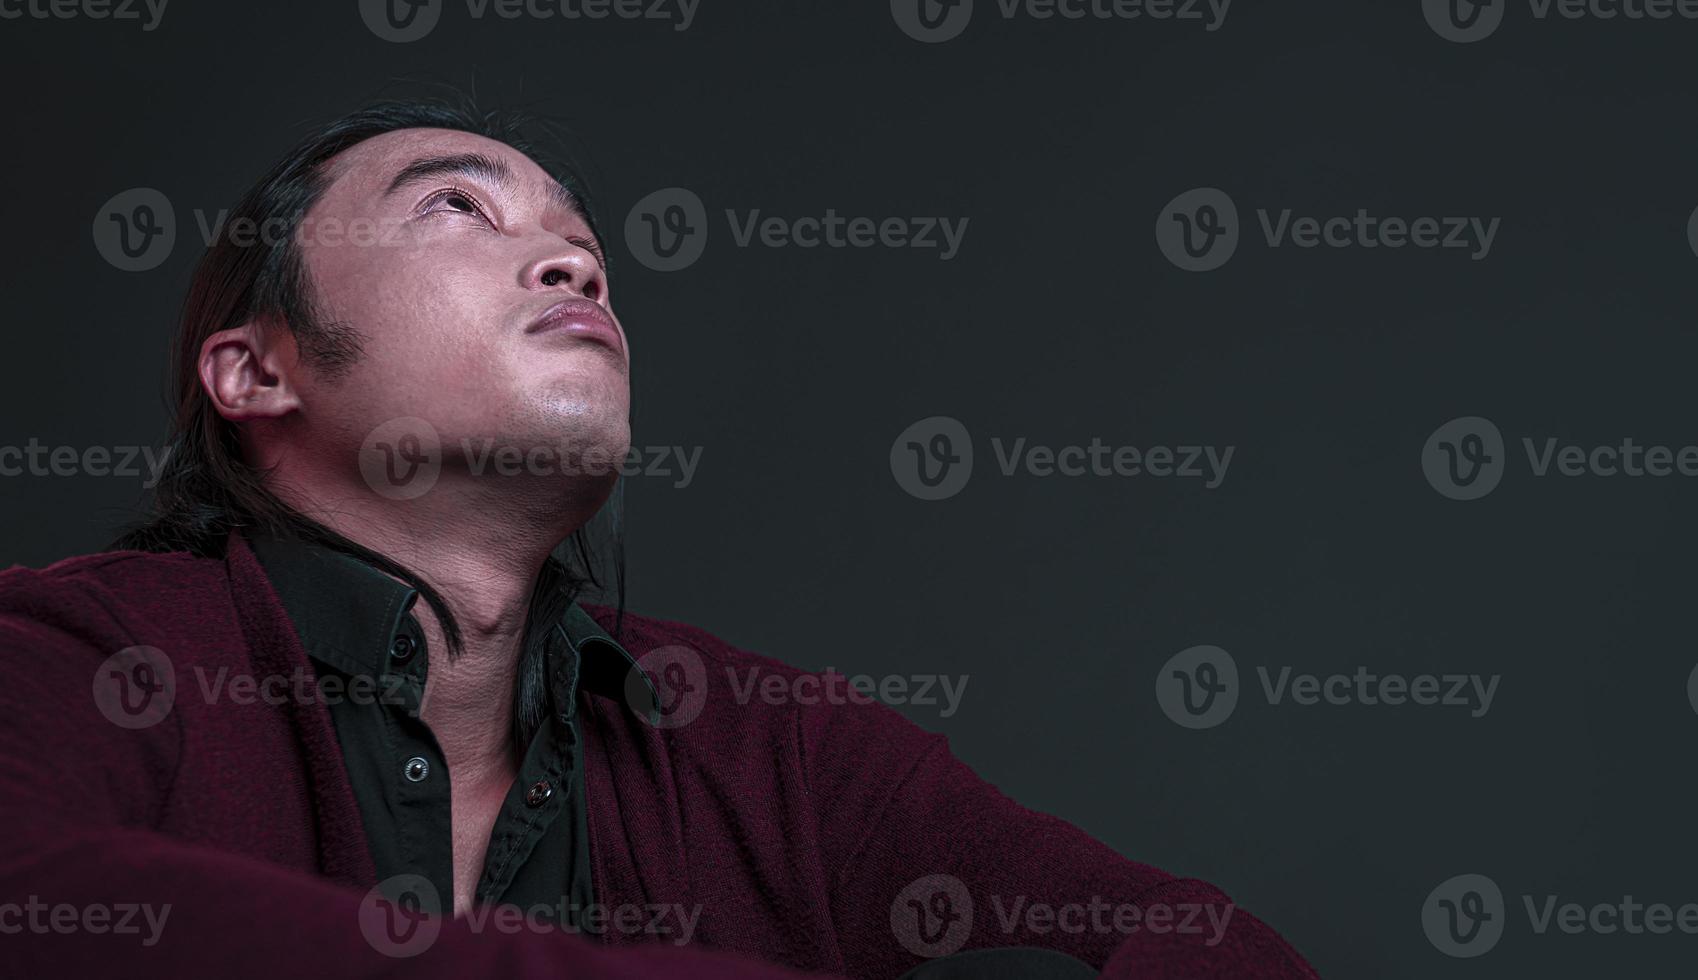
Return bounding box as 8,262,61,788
270,472,600,780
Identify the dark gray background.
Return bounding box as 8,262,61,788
5,0,1697,976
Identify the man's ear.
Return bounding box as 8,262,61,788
198,317,304,422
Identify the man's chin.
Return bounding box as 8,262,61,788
573,467,623,514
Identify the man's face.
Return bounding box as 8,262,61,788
293,127,628,495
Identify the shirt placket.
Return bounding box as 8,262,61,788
474,719,574,913
378,613,455,915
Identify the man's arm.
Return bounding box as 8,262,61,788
0,603,820,979
799,694,1319,979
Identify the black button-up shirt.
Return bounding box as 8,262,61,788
247,530,649,923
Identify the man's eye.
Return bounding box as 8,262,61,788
423,189,488,219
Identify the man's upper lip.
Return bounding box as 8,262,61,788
528,298,618,337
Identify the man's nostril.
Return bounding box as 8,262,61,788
540,269,565,287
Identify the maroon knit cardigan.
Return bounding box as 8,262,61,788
0,535,1317,978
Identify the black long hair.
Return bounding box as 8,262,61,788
113,96,624,762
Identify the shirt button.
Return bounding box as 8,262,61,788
390,635,416,663
524,780,553,808
403,757,430,782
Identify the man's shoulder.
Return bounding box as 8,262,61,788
579,603,808,676
0,547,226,607
578,603,945,756
0,547,235,654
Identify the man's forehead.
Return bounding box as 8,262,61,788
320,127,566,208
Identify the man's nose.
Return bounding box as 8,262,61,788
525,248,605,303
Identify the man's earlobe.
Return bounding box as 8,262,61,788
198,320,303,422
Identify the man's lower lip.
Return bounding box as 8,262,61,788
534,319,622,350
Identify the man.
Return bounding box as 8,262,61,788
0,100,1318,979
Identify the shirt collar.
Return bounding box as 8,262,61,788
245,529,654,715
556,600,657,720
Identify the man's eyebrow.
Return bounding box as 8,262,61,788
384,152,514,198
383,151,594,225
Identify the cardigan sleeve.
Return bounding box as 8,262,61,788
797,694,1320,979
0,587,825,980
